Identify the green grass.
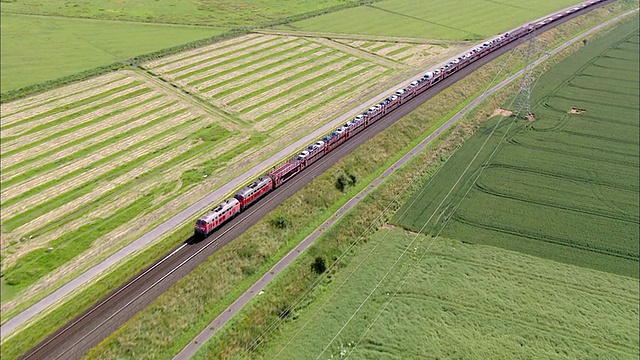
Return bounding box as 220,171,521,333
243,228,639,359
286,0,587,40
0,0,362,28
394,18,640,277
0,13,226,92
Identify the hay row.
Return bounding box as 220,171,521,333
241,57,361,120
233,54,354,116
0,72,129,120
4,141,195,265
266,65,388,137
1,100,184,183
152,34,278,74
192,43,325,95
1,81,147,142
145,33,264,70
2,113,206,218
211,48,338,103
202,48,331,99
2,104,192,200
177,38,305,86
169,37,301,82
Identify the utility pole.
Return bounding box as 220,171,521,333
513,34,546,120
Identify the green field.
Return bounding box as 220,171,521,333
286,0,585,40
0,13,226,92
0,0,358,27
0,0,358,92
244,227,639,359
394,18,640,277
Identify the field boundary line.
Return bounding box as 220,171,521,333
255,29,468,45
311,38,403,69
133,68,246,130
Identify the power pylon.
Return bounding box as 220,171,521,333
513,34,546,120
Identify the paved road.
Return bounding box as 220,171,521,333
171,8,639,358
14,1,629,359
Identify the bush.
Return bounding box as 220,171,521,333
311,256,327,274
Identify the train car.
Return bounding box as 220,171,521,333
269,160,301,188
234,176,273,210
195,198,241,237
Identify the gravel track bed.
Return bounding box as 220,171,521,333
0,73,129,120
242,57,361,120
168,37,299,82
193,43,325,96
145,33,264,70
151,35,277,74
234,54,353,115
214,48,337,104
1,99,182,183
1,103,192,200
1,77,138,133
1,82,147,145
2,113,206,218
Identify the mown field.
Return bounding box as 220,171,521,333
285,0,586,40
145,33,463,134
394,18,640,277
0,70,246,305
246,227,639,359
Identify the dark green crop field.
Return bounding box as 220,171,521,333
394,18,640,277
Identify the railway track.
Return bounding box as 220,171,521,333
18,2,614,358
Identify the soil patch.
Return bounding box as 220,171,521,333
569,107,587,114
491,108,513,117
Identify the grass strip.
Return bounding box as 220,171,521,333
386,45,413,57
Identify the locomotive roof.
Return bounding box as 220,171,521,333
199,198,239,222
236,176,272,198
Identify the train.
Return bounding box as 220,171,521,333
194,0,606,237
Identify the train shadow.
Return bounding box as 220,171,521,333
185,235,203,245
